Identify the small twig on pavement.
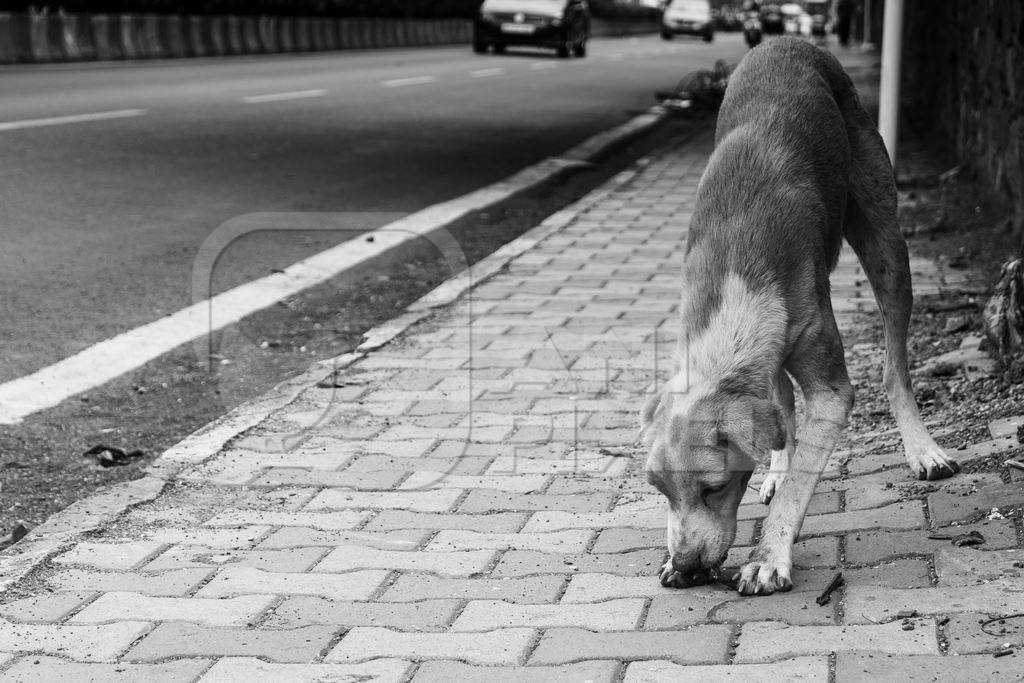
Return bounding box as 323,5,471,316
815,572,844,606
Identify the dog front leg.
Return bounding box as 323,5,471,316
737,386,852,596
759,372,796,504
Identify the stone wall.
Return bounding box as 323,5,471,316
902,0,1023,247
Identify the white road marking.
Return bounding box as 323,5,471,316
470,68,505,78
0,107,667,424
0,109,147,132
242,89,326,104
381,76,436,88
530,62,557,70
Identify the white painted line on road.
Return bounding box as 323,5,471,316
242,89,326,104
0,106,667,424
530,62,557,70
381,76,436,88
470,68,505,78
0,109,147,132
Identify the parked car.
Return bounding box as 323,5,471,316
661,0,714,42
473,0,590,58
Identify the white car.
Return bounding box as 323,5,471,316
661,0,714,42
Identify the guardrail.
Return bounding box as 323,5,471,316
0,12,477,64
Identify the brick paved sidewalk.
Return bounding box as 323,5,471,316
3,102,1024,682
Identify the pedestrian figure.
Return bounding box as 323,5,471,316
835,0,856,47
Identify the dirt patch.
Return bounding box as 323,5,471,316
841,136,1024,475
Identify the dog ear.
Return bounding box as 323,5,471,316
755,400,787,453
639,389,663,441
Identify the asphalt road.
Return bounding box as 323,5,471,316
0,33,746,384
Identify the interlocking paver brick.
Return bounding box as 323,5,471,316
141,526,272,548
459,489,615,514
52,541,164,571
144,545,326,572
0,592,95,623
413,660,619,683
125,623,337,662
0,619,151,661
327,627,535,665
710,591,837,626
398,473,549,494
835,652,1024,682
452,598,644,631
529,626,731,665
934,546,1024,585
264,597,460,629
203,509,369,531
46,568,212,596
798,501,925,536
313,546,495,576
381,574,565,603
928,482,1024,525
1,656,210,682
493,549,664,577
249,466,406,489
844,581,1024,623
733,620,940,663
844,519,1016,564
258,527,428,550
520,506,661,532
642,591,735,630
844,558,932,588
196,566,388,600
305,489,463,513
625,657,829,682
70,592,273,627
200,657,413,682
363,511,527,532
943,611,1024,654
426,529,592,553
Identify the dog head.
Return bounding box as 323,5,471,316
640,376,785,587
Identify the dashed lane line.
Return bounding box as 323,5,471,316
381,76,437,88
0,109,147,132
242,89,327,104
470,68,505,78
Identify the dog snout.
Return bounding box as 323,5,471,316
660,557,714,588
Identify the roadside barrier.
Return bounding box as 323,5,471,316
0,11,648,64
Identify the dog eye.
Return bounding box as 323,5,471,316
703,482,728,496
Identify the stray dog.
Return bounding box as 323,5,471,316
640,38,960,597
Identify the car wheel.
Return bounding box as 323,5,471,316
703,30,713,42
473,41,488,54
661,30,674,40
572,40,587,57
557,41,571,58
493,43,506,54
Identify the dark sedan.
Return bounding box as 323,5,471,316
474,0,591,58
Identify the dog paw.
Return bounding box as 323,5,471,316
734,553,792,596
759,472,785,505
906,445,960,481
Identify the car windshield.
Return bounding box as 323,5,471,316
669,0,710,10
480,0,565,10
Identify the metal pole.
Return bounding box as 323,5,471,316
878,0,904,167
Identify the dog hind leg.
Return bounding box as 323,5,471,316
759,371,796,505
840,95,960,481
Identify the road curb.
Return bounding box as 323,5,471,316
0,105,689,592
